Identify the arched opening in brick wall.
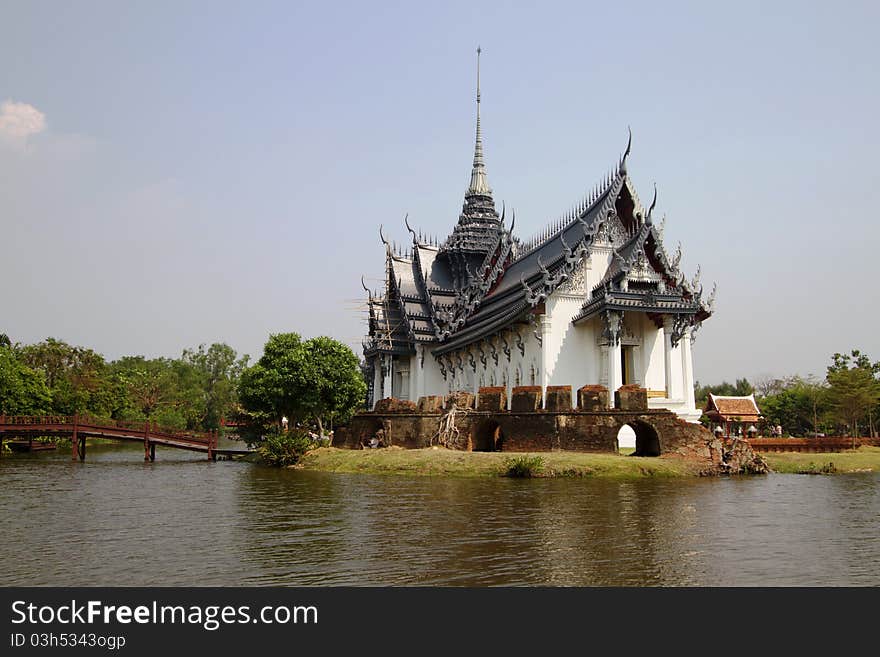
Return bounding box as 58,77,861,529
471,420,504,452
628,420,661,457
617,425,636,454
361,419,388,449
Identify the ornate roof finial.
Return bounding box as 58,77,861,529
404,213,417,243
466,46,491,197
619,126,632,176
476,45,481,104
646,183,657,224
706,282,717,312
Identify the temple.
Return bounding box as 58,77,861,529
361,51,715,422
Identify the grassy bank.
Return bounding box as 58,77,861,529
295,447,701,479
762,447,880,474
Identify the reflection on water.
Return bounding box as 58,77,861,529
1,443,878,586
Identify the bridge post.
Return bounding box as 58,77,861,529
71,413,80,461
207,429,216,461
143,421,150,462
149,443,156,462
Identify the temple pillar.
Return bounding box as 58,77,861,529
471,352,479,396
608,340,622,408
632,344,642,386
383,354,393,401
599,345,609,389
681,328,696,410
415,348,425,401
372,358,382,409
539,314,551,406
663,317,681,400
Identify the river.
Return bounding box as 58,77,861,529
1,442,878,586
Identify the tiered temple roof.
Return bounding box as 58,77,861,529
363,53,714,361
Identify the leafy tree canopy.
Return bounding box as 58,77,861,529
0,347,52,415
17,338,110,416
302,336,367,432
181,343,249,429
238,333,366,437
825,350,879,439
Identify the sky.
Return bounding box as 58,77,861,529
1,0,878,385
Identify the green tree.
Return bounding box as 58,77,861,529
17,338,111,416
0,347,52,415
238,333,313,427
110,356,182,423
758,376,828,437
826,367,879,446
828,350,879,376
107,355,212,430
825,350,880,442
302,336,367,436
238,333,366,439
181,342,249,430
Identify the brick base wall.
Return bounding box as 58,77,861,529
333,408,718,465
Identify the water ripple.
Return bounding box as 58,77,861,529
1,445,879,586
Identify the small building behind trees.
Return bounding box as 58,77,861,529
704,393,764,439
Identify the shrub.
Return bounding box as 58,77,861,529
502,454,545,478
258,429,318,467
796,461,837,475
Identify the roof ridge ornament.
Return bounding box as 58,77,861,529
646,183,657,225
619,126,632,176
379,224,391,255
404,213,418,243
691,265,702,294
671,242,682,270
706,282,717,312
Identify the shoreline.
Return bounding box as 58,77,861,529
292,446,880,479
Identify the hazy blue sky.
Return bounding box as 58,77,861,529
2,0,878,384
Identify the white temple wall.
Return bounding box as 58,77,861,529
421,347,446,400
391,355,410,400
412,327,546,408
378,318,699,421
638,315,666,395
584,248,613,292
544,294,598,406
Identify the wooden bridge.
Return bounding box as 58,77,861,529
747,437,878,453
0,414,252,461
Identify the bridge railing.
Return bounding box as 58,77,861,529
747,437,870,452
0,415,217,447
0,415,78,426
